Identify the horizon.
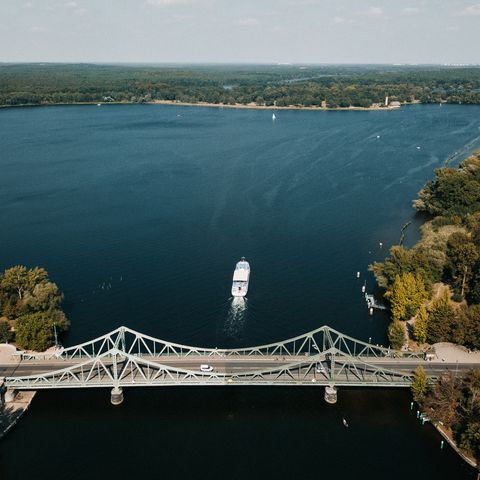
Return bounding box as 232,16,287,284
1,62,480,67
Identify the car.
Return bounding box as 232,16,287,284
200,364,213,372
315,363,326,373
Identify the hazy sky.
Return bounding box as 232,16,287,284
1,0,479,64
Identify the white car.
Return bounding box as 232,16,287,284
200,364,213,372
315,363,326,373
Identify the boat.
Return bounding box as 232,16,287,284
231,257,250,297
272,112,276,121
342,418,349,428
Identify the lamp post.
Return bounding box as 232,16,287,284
53,322,58,348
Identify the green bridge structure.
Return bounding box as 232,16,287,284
0,325,474,405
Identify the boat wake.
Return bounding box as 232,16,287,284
224,297,248,337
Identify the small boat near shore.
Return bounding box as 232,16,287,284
231,257,250,297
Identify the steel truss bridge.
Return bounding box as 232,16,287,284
0,325,452,405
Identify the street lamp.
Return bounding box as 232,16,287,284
53,322,58,348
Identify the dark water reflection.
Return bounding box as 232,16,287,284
1,104,480,479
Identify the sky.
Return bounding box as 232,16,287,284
0,0,479,64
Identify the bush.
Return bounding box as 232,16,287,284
452,293,464,302
388,321,406,350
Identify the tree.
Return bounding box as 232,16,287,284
388,321,406,349
1,265,28,300
446,232,478,296
460,305,480,349
460,423,480,461
413,305,428,344
427,291,456,343
411,366,429,403
423,373,459,425
0,321,12,343
15,312,55,351
25,281,63,312
388,272,428,321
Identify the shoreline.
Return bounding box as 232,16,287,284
433,423,477,469
0,391,36,441
0,100,406,111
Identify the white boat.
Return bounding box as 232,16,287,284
231,257,250,297
272,112,276,121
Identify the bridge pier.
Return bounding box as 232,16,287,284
4,388,17,403
0,378,4,407
110,387,123,406
324,386,338,404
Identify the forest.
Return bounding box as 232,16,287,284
1,63,480,108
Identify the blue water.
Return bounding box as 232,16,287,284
0,104,479,479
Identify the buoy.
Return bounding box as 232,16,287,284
356,271,360,278
379,242,383,248
361,285,366,293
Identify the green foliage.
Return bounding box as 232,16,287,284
0,321,12,343
370,242,445,292
414,154,480,217
424,370,480,461
15,312,54,351
423,373,459,425
1,64,480,108
413,305,428,344
388,272,428,321
388,321,406,350
15,311,69,351
446,232,478,296
458,305,480,349
460,423,480,461
411,366,429,402
427,292,456,343
0,265,69,351
0,266,64,318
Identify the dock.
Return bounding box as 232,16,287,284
365,293,388,311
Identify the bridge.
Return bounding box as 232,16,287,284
0,325,476,405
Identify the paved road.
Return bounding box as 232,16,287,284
0,354,477,378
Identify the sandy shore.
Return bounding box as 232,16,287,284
0,100,403,111
151,100,402,111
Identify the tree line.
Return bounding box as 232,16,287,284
373,151,480,462
0,266,69,351
371,151,480,349
1,64,480,108
412,367,480,463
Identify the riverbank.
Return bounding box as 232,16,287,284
434,423,477,469
151,100,404,111
0,391,36,440
0,100,405,111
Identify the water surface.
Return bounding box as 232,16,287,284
1,104,479,479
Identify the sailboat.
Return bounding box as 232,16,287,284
272,112,276,121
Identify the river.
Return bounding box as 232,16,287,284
0,104,479,479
